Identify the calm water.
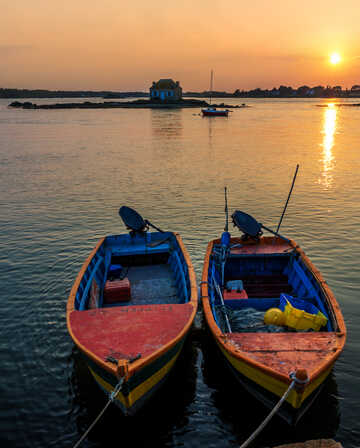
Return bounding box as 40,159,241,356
1,97,359,447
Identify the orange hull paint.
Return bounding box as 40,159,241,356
201,236,346,423
67,232,198,413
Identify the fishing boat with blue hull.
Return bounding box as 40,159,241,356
67,207,198,415
201,209,346,425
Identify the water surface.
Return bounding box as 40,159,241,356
0,97,359,447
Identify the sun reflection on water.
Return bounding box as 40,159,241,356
320,103,337,188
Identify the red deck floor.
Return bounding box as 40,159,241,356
69,303,193,362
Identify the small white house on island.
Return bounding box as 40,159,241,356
149,79,182,101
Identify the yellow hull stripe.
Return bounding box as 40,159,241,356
217,341,332,409
88,367,128,407
128,350,181,407
88,348,181,410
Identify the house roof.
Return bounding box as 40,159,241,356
152,79,180,90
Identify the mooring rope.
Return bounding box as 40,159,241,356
72,376,125,448
239,372,305,448
212,276,232,333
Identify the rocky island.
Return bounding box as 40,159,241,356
7,78,249,110
8,98,247,110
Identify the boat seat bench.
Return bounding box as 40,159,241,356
223,297,319,311
225,275,293,298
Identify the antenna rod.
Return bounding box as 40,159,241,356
275,164,299,236
224,187,229,231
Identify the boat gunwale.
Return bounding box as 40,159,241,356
67,232,198,379
200,236,346,386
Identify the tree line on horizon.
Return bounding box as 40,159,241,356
189,84,360,98
231,84,360,98
1,84,360,99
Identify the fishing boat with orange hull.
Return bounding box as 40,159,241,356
67,207,197,415
201,209,346,425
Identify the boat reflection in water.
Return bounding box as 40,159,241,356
320,103,337,189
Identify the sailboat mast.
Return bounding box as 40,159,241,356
210,69,213,105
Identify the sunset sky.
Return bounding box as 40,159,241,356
2,0,360,91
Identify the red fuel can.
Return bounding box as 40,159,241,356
103,278,131,304
223,289,248,300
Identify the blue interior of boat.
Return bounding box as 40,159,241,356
74,232,191,311
209,251,333,332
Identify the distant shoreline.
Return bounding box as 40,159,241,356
2,87,360,99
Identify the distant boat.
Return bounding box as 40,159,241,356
201,70,229,117
67,206,198,415
201,209,346,425
202,107,229,117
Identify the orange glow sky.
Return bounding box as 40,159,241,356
1,0,360,91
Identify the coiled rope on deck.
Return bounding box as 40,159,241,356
239,372,308,448
73,376,125,448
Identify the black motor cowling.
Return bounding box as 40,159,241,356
231,210,263,240
119,206,148,233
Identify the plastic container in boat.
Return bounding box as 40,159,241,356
108,264,123,279
104,278,131,303
224,289,248,300
279,294,328,331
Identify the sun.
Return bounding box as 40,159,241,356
330,52,341,65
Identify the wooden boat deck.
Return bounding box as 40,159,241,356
225,331,342,377
69,303,194,363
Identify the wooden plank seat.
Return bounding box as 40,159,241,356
240,275,293,298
